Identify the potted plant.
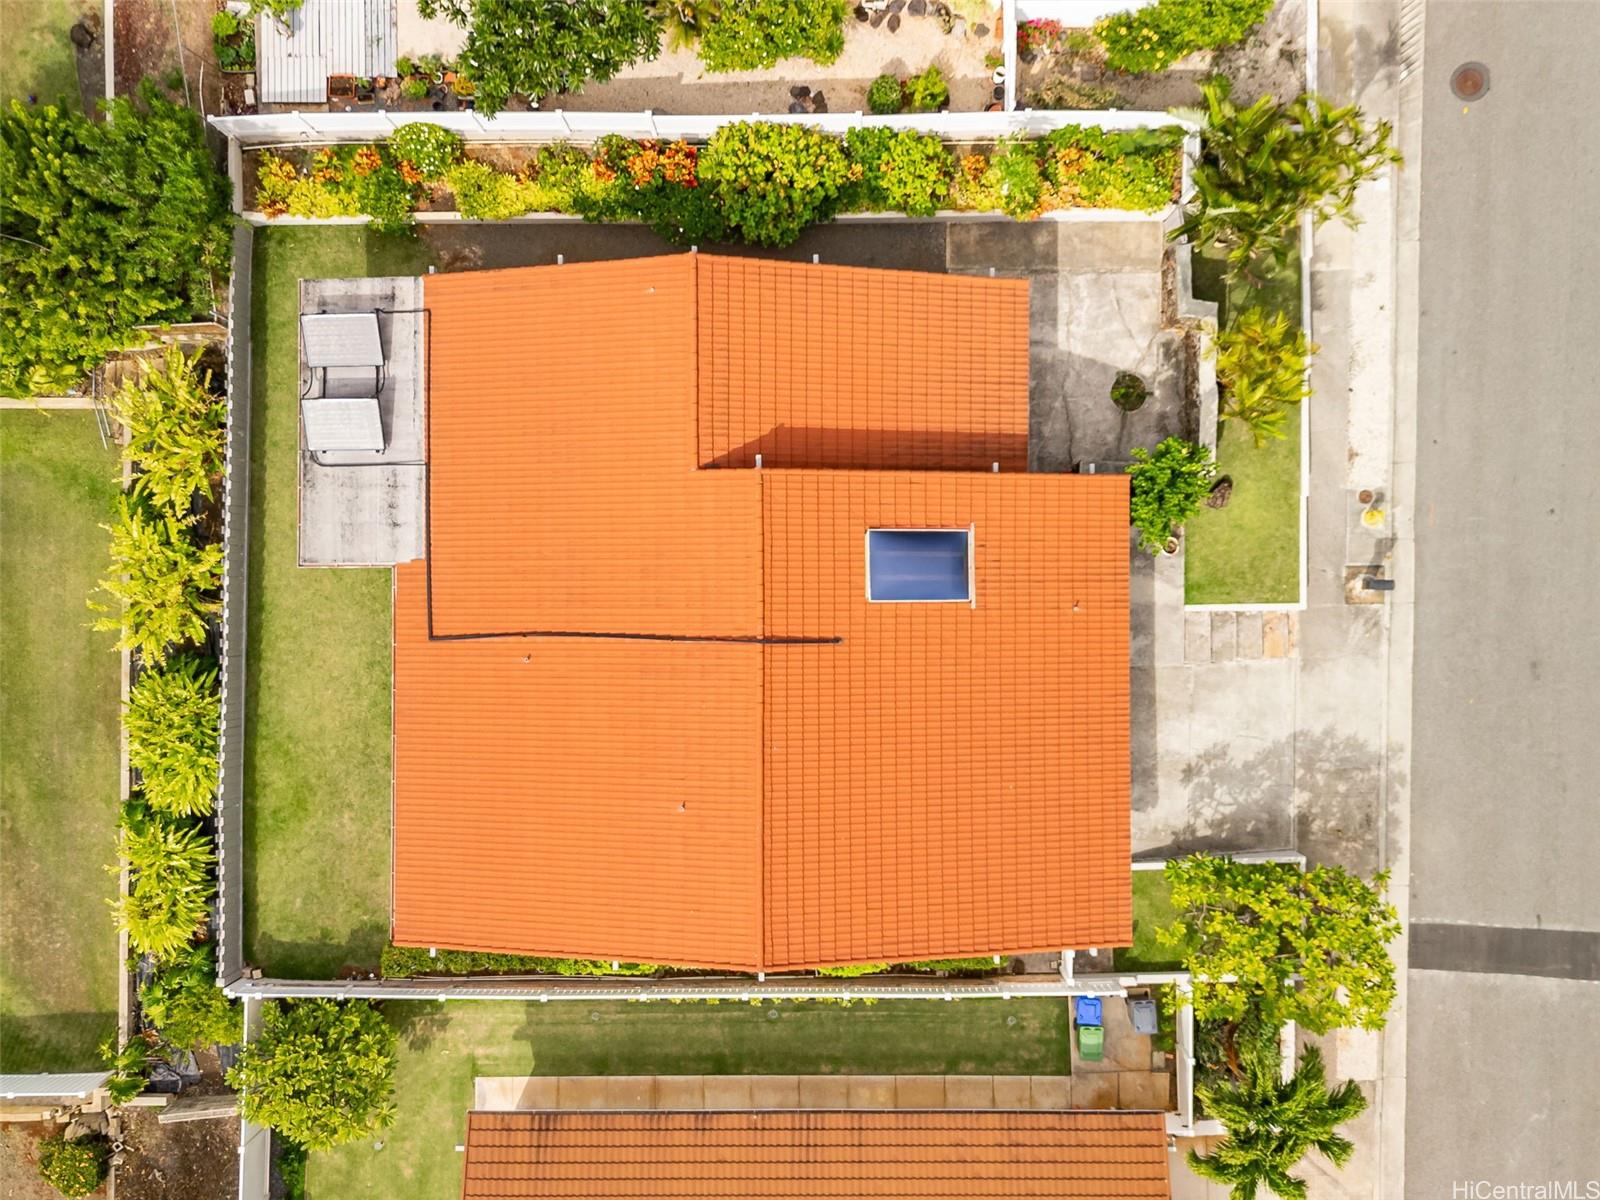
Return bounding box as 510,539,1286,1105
328,74,357,103
354,76,375,103
212,10,255,73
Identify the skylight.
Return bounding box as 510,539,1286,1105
866,528,974,604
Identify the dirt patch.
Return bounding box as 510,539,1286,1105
1019,0,1306,111
113,1107,239,1200
1,1122,106,1200
114,0,222,114
547,4,1004,114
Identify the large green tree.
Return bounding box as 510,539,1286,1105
229,1000,397,1151
1191,1042,1368,1200
418,0,662,116
1174,76,1401,274
0,84,231,396
1162,855,1401,1033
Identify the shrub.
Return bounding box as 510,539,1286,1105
1176,76,1402,274
577,135,727,244
380,944,660,977
0,84,231,396
212,9,241,36
100,1035,150,1104
37,1136,107,1198
107,346,225,514
1017,17,1066,57
1041,124,1182,210
844,127,953,218
1164,856,1401,1034
903,63,949,113
256,147,419,230
867,72,903,115
1111,370,1149,411
1126,437,1215,553
981,138,1045,219
446,159,536,219
1095,0,1273,74
400,77,429,100
228,1000,397,1150
816,962,889,977
126,654,220,817
389,122,463,179
112,805,217,960
699,0,847,71
900,956,1001,973
141,943,242,1051
699,121,854,246
276,1137,308,1200
419,0,663,115
1214,306,1315,445
90,497,222,667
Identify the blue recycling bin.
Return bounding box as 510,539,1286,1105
1074,995,1103,1027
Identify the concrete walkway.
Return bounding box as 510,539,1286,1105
473,1073,1143,1113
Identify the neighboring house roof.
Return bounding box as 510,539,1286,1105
393,255,1131,972
460,1110,1173,1199
255,0,397,105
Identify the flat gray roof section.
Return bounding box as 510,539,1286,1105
298,276,424,567
256,0,398,105
301,312,384,367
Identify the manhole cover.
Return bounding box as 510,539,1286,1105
1451,62,1489,101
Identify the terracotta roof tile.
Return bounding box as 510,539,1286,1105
461,1110,1172,1199
393,256,1131,970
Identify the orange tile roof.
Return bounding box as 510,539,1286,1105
460,1111,1172,1199
393,255,1130,971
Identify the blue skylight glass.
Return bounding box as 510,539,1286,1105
867,529,972,602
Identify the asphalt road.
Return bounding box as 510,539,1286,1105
1408,1,1600,1191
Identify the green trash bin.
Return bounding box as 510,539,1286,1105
1077,1022,1104,1062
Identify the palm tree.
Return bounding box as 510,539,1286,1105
1190,1042,1368,1200
1174,76,1402,278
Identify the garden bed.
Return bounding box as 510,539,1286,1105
307,997,1070,1200
1183,241,1304,605
0,411,122,1072
1017,0,1306,112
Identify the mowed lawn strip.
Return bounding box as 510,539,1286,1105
0,411,121,1071
0,0,93,110
309,998,1072,1200
243,228,433,978
1116,869,1194,972
1183,243,1305,605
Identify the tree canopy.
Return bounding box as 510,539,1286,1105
1191,1042,1368,1200
0,84,231,396
1162,856,1402,1033
418,0,662,116
229,1000,397,1151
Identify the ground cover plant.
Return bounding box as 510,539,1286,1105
0,83,231,396
1161,855,1401,1034
1127,437,1215,553
416,0,664,115
245,229,431,978
230,999,398,1151
0,412,121,1073
697,0,848,71
253,122,1184,244
1095,0,1274,73
309,998,1071,1198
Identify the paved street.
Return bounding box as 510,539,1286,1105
1407,0,1600,1192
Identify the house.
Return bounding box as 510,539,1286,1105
389,253,1132,973
460,1109,1171,1199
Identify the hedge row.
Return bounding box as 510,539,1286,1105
380,945,1004,980
255,121,1185,247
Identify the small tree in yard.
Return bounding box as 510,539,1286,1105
1214,307,1316,446
90,496,222,667
125,654,221,818
1174,76,1401,275
107,346,227,515
1126,437,1215,553
229,1000,397,1151
1191,1042,1368,1200
418,0,663,116
1161,855,1402,1034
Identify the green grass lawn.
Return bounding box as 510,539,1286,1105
1183,244,1305,605
309,998,1070,1199
0,411,122,1071
0,0,94,110
244,228,433,979
1115,869,1195,973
